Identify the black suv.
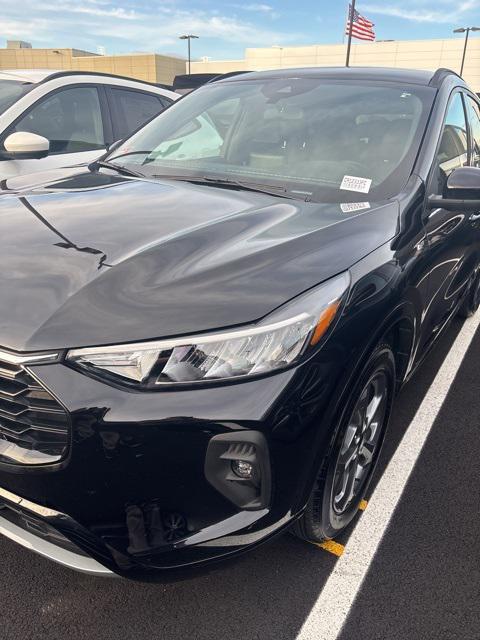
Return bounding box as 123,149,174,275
0,67,479,580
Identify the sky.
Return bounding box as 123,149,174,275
0,0,479,60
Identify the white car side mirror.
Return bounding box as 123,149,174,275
3,131,50,159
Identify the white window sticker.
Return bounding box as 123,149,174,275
340,175,372,194
340,202,370,213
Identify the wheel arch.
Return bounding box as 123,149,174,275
343,300,418,396
291,301,417,515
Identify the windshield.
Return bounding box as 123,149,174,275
108,77,435,202
0,80,31,115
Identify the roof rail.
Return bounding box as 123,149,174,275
37,70,163,89
428,68,464,88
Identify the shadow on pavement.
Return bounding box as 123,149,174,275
338,319,480,640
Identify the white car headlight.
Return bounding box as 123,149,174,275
66,272,350,387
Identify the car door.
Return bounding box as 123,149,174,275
421,90,479,348
106,87,169,143
0,85,109,178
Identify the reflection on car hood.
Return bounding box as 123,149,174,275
0,168,399,351
0,164,121,194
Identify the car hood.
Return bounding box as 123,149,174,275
0,169,399,351
0,165,91,194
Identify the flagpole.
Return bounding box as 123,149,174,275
345,0,356,67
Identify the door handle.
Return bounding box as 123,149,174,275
469,213,480,222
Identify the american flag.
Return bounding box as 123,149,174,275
345,4,376,41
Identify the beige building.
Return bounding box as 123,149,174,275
2,38,478,91
0,42,185,85
192,37,480,92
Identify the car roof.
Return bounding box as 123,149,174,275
0,69,179,97
0,69,59,83
217,66,463,88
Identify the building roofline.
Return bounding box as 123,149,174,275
242,35,480,51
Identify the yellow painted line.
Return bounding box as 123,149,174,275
316,540,345,557
359,499,368,511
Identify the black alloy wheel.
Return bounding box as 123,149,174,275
332,370,388,515
292,344,395,543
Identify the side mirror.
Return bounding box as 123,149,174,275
2,131,50,159
446,166,480,196
427,167,480,211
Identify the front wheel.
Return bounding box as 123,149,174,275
292,344,395,543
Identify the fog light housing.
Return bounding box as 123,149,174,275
205,431,271,510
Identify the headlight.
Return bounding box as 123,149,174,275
66,272,350,387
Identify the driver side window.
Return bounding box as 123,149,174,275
9,86,105,154
432,92,468,195
467,97,480,168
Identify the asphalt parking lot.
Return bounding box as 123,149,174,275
1,316,478,640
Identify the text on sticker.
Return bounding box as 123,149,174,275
340,202,370,213
340,175,372,194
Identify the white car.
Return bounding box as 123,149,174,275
0,69,178,179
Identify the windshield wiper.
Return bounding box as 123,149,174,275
108,151,155,162
151,174,300,200
92,160,145,179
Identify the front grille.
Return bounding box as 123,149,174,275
0,358,69,465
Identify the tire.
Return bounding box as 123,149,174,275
292,344,396,543
458,270,480,319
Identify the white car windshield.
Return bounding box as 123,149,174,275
108,77,435,202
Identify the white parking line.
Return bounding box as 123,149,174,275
296,314,480,640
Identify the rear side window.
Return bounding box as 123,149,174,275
111,89,164,140
467,97,480,168
10,86,105,154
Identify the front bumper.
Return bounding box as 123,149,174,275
0,349,342,579
0,486,112,576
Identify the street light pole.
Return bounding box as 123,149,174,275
179,34,199,75
271,45,284,68
453,26,480,76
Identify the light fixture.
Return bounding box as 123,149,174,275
179,34,199,75
231,460,254,479
67,272,350,388
453,26,480,75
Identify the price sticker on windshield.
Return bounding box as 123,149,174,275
340,202,370,213
340,175,372,194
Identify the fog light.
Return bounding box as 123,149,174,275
205,431,271,510
232,459,254,479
